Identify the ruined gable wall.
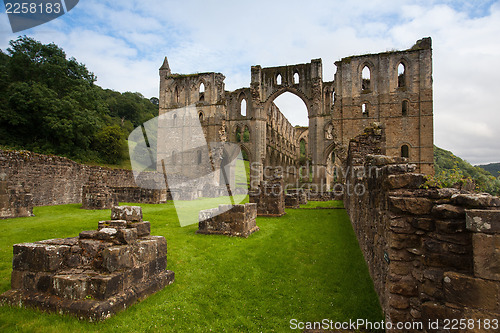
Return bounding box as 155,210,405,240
334,38,434,175
343,128,500,331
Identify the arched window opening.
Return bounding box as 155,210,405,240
171,151,177,165
173,113,177,126
276,74,282,85
199,111,204,122
362,103,369,118
398,63,406,88
402,100,409,116
331,151,335,163
235,127,241,142
199,82,205,101
175,86,179,103
243,126,250,142
401,145,409,158
293,72,299,84
362,66,371,91
273,92,308,127
240,99,247,117
197,150,202,165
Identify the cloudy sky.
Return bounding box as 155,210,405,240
1,0,499,165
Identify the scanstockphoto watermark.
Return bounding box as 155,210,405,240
250,162,381,197
3,0,79,33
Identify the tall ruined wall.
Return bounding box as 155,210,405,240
0,150,137,206
334,37,434,174
343,128,500,332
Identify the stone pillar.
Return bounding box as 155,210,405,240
81,174,117,210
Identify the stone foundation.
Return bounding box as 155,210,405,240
112,187,168,204
285,194,300,208
249,168,285,217
0,206,174,321
197,203,259,238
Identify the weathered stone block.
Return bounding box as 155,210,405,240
111,206,142,222
389,196,433,215
432,204,465,219
117,228,137,245
385,173,425,189
102,246,135,273
472,233,500,281
443,271,500,311
453,193,500,208
466,209,500,234
98,220,127,229
13,243,70,272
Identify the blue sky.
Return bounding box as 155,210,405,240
1,0,500,165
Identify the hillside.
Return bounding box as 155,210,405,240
476,162,500,177
433,146,500,195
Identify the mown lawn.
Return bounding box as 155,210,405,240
0,201,382,332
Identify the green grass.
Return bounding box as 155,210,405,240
0,203,382,332
300,200,345,209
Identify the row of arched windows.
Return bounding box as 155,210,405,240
275,72,300,85
361,61,407,92
359,100,410,117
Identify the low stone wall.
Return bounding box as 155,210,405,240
342,128,500,332
197,203,259,238
112,187,168,204
0,150,166,207
249,168,285,217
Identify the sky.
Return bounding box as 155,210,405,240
0,0,499,165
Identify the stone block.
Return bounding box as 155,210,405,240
453,194,500,208
466,209,500,234
52,273,90,300
389,196,434,215
117,228,137,245
89,273,124,300
111,206,143,222
98,220,127,229
102,246,135,273
389,276,418,296
385,173,426,189
13,243,70,272
443,271,499,311
472,233,500,281
432,204,465,219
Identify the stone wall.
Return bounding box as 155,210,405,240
197,203,259,238
342,128,500,332
0,150,164,207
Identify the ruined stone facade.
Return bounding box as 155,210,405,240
197,203,259,238
343,125,499,332
0,206,174,321
159,38,434,191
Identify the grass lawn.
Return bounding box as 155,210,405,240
0,202,382,332
299,200,345,209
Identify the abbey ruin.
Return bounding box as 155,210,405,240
158,37,434,190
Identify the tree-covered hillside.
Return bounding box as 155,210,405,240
432,146,500,195
476,163,500,178
0,36,157,165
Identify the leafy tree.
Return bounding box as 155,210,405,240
93,125,127,164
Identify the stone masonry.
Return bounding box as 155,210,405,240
343,124,500,332
0,206,174,321
81,174,118,210
0,173,33,219
249,168,285,217
197,203,259,238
